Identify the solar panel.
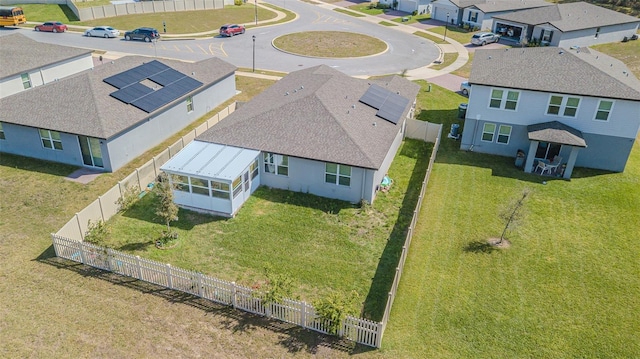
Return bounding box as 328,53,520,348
149,69,186,86
104,60,170,89
131,76,203,113
376,92,409,124
359,84,390,110
110,83,154,104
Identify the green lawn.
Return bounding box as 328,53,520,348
347,2,386,16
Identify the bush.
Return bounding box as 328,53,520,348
84,220,110,246
234,0,243,5
116,184,140,212
313,291,360,336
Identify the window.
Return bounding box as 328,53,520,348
190,177,209,196
595,27,600,38
39,129,63,150
0,122,5,140
263,153,288,176
594,100,613,121
497,125,512,144
21,73,31,90
541,29,553,43
250,159,259,179
174,175,189,192
186,96,193,113
325,163,351,186
468,11,478,23
232,176,242,198
489,89,519,110
481,123,496,142
211,181,230,199
547,95,580,117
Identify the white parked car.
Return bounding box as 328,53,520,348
85,26,120,38
460,81,471,96
471,32,501,46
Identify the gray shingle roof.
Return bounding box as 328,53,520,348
469,47,640,101
0,33,92,79
0,56,236,139
528,121,587,147
473,0,551,13
196,65,420,170
493,2,640,31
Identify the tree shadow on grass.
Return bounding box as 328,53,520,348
118,240,155,252
463,240,499,254
35,244,376,355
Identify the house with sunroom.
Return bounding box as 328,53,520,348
0,55,237,172
491,2,640,47
0,33,94,99
429,0,551,29
160,65,420,217
459,46,640,179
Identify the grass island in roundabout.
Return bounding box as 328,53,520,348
272,31,388,58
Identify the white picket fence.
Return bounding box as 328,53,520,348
51,235,383,347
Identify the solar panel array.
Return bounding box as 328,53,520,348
104,60,203,113
359,84,409,125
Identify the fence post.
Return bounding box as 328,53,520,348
166,264,173,289
79,240,87,264
152,157,158,177
375,322,384,348
231,282,237,309
76,213,84,241
106,248,114,272
136,255,143,280
98,196,105,222
136,169,142,192
300,301,307,328
196,272,204,297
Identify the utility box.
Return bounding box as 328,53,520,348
458,103,468,119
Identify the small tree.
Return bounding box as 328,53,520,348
115,184,140,212
497,189,529,245
261,266,296,306
154,173,179,238
313,290,360,336
84,219,110,247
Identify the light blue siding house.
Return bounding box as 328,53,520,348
0,51,237,172
460,46,640,178
161,65,420,216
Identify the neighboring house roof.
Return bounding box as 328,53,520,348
528,121,587,147
196,65,420,170
0,56,236,139
469,47,640,101
492,2,640,31
0,33,92,79
472,0,551,13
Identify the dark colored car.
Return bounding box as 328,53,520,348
219,24,245,37
34,21,67,33
124,27,160,42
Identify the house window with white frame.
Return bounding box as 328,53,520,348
186,96,194,113
174,175,190,192
232,176,242,198
0,122,5,140
190,177,209,196
481,123,496,142
39,129,63,150
594,100,613,121
21,73,31,89
541,29,553,43
547,95,580,117
263,153,288,176
325,163,351,186
489,89,519,110
497,125,512,144
250,159,259,179
468,11,478,23
211,181,230,199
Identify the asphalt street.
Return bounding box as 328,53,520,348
1,0,441,76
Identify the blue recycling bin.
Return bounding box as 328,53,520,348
450,123,460,137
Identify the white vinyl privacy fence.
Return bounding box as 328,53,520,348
51,111,442,348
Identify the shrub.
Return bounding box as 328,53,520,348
84,220,110,246
116,184,140,212
234,0,243,5
313,290,360,336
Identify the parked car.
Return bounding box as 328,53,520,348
85,26,120,38
471,32,501,46
34,21,67,33
460,81,471,96
124,27,160,42
219,24,245,37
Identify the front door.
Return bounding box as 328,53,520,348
78,136,104,168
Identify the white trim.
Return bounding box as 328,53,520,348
546,94,582,118
593,99,614,122
488,88,520,111
481,122,496,142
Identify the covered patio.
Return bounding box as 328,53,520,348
524,121,587,179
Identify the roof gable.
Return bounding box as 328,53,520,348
469,47,640,101
196,65,420,169
0,33,92,79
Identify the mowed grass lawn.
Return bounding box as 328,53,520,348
99,139,431,320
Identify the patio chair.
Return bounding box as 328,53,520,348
547,156,562,175
535,160,550,175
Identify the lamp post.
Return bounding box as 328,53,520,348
444,12,449,42
255,0,258,25
252,35,256,73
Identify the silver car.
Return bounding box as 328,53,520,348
471,32,500,46
85,26,120,38
460,81,471,96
